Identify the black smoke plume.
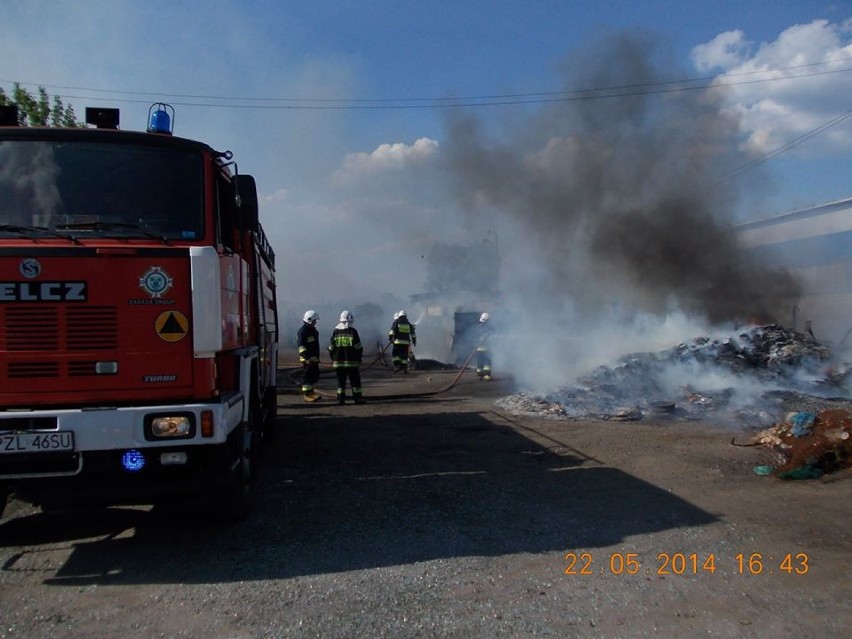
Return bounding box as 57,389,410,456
442,31,800,326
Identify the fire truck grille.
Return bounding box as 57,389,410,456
8,361,60,378
1,306,118,351
66,307,119,350
3,307,59,350
68,361,99,377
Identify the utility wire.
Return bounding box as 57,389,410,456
3,59,851,110
46,66,852,111
715,108,852,184
5,63,851,181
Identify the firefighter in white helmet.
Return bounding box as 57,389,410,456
297,310,321,401
476,312,493,381
329,310,365,404
388,309,416,373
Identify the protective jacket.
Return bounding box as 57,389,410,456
297,321,320,363
476,320,493,379
388,317,416,347
476,320,493,352
329,324,363,368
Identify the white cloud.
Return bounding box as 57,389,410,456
331,137,439,186
691,29,751,72
692,19,852,155
260,188,290,207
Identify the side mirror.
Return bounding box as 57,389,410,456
235,174,259,232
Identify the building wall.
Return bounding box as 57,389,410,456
735,198,852,352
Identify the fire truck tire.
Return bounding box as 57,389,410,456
0,483,9,519
261,388,278,444
210,423,253,523
249,400,263,482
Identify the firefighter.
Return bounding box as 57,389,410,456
476,312,493,381
329,310,365,405
388,309,416,373
297,309,321,402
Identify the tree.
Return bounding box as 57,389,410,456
0,83,82,127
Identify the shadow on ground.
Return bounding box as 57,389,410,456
0,410,717,585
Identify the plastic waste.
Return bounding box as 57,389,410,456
788,412,816,437
777,465,823,480
752,465,774,476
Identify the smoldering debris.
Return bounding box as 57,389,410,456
410,357,457,371
749,409,852,479
495,324,851,426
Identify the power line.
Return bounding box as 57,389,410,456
715,108,852,184
4,64,850,181
2,59,851,110
35,66,852,111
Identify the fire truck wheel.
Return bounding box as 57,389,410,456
0,483,9,519
249,406,263,482
261,389,279,445
211,423,253,523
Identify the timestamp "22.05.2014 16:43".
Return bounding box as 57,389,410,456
563,551,810,576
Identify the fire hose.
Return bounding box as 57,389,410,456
281,340,392,386
280,337,485,401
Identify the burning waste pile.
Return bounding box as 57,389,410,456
496,324,851,427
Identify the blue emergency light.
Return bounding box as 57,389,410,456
147,102,175,135
121,449,146,472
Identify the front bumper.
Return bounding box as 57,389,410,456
0,395,244,480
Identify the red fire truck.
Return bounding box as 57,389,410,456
0,103,279,521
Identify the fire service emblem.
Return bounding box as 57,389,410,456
139,266,173,299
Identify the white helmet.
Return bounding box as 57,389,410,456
303,309,319,323
479,312,490,323
392,311,400,320
398,309,407,317
339,310,354,323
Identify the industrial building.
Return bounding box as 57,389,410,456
735,197,852,353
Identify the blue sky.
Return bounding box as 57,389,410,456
1,1,851,336
3,2,848,203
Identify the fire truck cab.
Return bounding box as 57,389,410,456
0,104,279,521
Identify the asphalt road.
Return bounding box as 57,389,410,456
0,363,850,638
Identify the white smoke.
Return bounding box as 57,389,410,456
436,32,808,391
265,29,846,388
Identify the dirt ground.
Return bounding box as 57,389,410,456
0,358,850,638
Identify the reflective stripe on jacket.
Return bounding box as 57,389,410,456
297,322,320,363
329,326,363,368
476,321,492,352
389,318,416,346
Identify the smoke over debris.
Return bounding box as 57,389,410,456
495,323,850,424
442,32,800,327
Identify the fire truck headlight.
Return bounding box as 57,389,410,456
145,414,195,440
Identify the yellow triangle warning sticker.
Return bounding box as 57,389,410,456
155,311,189,342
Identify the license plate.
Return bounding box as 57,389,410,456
0,431,75,454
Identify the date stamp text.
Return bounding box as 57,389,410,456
563,551,810,576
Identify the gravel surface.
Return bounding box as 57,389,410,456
1,365,850,638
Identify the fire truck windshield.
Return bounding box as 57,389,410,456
0,140,204,240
